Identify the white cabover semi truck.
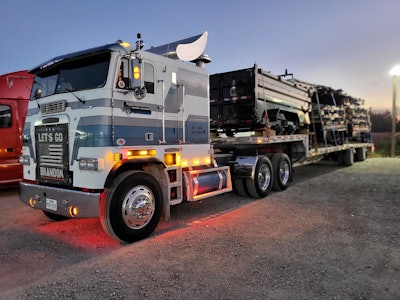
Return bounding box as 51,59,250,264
19,32,373,243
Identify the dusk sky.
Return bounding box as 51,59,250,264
1,0,399,111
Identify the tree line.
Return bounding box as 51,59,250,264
370,110,400,132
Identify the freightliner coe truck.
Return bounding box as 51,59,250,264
19,32,373,243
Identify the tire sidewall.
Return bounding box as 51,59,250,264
103,171,163,243
254,156,273,197
271,153,292,191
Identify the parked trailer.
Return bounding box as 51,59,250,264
0,71,33,187
19,32,373,243
210,67,372,197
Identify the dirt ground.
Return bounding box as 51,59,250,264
1,157,399,299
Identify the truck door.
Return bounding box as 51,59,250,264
0,101,23,184
0,102,20,155
113,58,159,146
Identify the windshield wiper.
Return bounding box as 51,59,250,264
67,88,85,104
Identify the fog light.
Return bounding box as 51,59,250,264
69,206,78,217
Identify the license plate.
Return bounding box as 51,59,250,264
46,198,57,211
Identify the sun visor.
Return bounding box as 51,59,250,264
147,31,208,62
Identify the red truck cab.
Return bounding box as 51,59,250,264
0,70,34,187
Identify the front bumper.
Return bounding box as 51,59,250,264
19,182,101,218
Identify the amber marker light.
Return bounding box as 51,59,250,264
29,197,37,207
164,153,175,165
114,153,122,161
69,206,78,217
133,66,140,80
119,41,131,48
127,149,156,157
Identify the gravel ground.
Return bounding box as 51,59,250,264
1,157,399,299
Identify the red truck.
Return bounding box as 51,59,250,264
0,70,34,187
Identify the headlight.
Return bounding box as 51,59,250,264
19,155,30,165
78,158,98,170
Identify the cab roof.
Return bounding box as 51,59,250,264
29,43,130,74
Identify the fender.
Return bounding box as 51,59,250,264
104,157,166,188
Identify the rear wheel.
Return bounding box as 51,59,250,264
342,149,354,166
245,156,273,198
234,178,248,197
355,147,367,161
271,153,292,191
100,171,163,243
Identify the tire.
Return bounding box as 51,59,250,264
100,171,163,243
234,178,248,197
355,147,367,161
42,210,70,221
245,156,273,198
271,153,292,191
341,149,354,166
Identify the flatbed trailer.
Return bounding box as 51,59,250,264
211,132,373,198
19,32,374,243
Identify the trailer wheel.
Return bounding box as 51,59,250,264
245,156,273,198
271,153,292,191
355,147,367,161
100,171,163,243
42,211,69,221
234,178,248,197
340,149,354,166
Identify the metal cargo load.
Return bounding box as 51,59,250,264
294,81,373,146
210,65,312,136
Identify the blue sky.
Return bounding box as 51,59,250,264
1,0,399,111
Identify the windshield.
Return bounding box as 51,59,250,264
31,52,110,99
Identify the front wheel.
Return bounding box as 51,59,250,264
245,156,273,198
100,171,163,243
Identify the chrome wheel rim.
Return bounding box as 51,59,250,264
122,185,155,229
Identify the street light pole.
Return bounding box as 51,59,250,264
391,75,397,157
390,65,400,157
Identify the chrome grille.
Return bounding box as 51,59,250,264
40,100,67,115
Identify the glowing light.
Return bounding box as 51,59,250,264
139,150,149,156
181,160,188,167
127,149,156,157
204,157,211,164
29,197,37,207
390,65,400,77
164,153,177,166
114,153,122,161
119,41,131,48
193,159,200,165
69,206,78,217
133,66,140,80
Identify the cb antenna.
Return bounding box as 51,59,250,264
136,32,144,51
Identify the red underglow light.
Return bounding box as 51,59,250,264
35,218,120,249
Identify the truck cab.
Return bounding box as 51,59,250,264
0,71,33,187
19,34,231,242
